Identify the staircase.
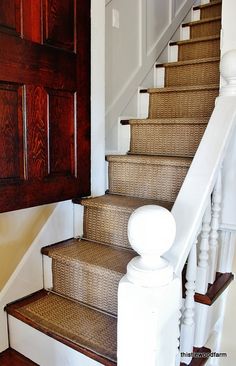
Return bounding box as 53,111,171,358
5,1,233,365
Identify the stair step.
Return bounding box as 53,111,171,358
42,238,135,315
194,272,234,305
79,194,172,248
182,16,221,38
128,118,207,157
6,290,117,365
106,155,192,201
193,1,222,20
148,85,219,119
170,36,220,61
156,57,220,87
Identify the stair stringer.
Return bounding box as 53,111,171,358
0,201,73,353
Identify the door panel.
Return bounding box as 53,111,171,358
0,0,21,36
43,0,75,51
0,0,90,212
0,83,24,181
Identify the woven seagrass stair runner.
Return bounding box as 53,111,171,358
8,2,221,364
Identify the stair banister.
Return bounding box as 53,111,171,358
118,205,181,366
164,49,236,277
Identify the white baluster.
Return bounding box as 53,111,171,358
118,205,181,366
209,172,222,284
217,230,235,273
175,308,182,366
180,240,197,365
196,199,211,294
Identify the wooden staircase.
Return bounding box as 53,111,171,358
5,1,233,365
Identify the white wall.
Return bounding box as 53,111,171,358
105,0,195,152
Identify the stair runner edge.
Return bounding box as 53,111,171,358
182,15,221,28
106,154,192,167
169,35,220,46
79,194,174,211
155,56,220,68
147,84,219,93
128,117,209,125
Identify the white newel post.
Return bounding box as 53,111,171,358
117,205,181,366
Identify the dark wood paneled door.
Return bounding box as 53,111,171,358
0,0,90,212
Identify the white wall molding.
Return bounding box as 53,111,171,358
91,0,106,196
105,0,195,151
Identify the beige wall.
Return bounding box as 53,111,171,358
0,204,56,290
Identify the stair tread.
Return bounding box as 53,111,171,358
156,56,220,68
42,238,135,274
170,34,220,46
148,84,219,94
182,16,221,27
128,117,209,125
6,290,117,365
193,0,221,10
106,154,192,167
80,193,173,211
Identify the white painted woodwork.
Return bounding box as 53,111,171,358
181,25,190,40
217,231,236,273
221,134,236,230
196,201,211,294
192,8,200,22
175,307,182,365
0,201,74,352
168,44,178,62
43,256,53,289
118,117,131,153
137,89,149,118
105,0,195,151
180,241,197,365
194,295,224,348
118,205,180,366
9,316,102,366
220,50,236,96
91,0,106,196
73,204,84,238
154,66,165,88
221,0,236,55
209,172,222,284
164,50,236,277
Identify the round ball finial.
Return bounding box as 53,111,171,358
128,205,176,258
220,50,236,95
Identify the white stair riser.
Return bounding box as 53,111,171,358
181,26,190,41
43,256,53,289
154,66,165,88
168,44,178,62
8,316,103,366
